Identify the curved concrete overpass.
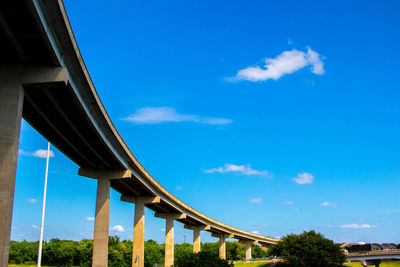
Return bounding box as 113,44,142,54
0,1,278,266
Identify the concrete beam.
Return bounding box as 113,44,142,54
154,213,187,220
184,225,210,231
121,195,160,204
211,232,234,239
79,168,131,180
0,65,68,85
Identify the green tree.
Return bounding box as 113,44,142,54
144,240,163,267
268,230,345,267
251,244,268,259
226,241,245,260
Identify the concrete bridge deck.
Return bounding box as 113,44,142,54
0,1,277,267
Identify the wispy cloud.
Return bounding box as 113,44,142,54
19,149,55,158
283,201,294,205
205,164,270,177
340,224,376,229
249,198,262,203
233,47,324,82
320,201,337,207
32,225,39,229
175,186,182,190
122,107,232,125
27,198,37,203
293,172,314,184
85,217,95,221
111,225,125,232
161,228,166,233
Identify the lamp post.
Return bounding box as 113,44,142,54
37,142,50,267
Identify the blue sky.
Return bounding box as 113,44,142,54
11,0,400,244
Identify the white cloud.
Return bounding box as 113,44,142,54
235,47,324,82
283,201,294,205
161,228,166,233
252,231,260,234
27,198,37,203
340,224,376,229
320,201,337,207
293,172,314,184
249,198,262,203
12,226,18,230
19,149,55,158
123,107,232,125
111,225,125,232
175,186,182,190
205,164,270,176
85,217,95,221
32,225,39,229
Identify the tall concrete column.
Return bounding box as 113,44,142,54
184,225,210,254
92,178,110,267
120,195,160,267
245,242,252,260
132,200,144,267
193,228,200,253
155,213,186,267
165,218,174,267
78,168,133,267
219,234,226,260
0,83,24,267
239,240,257,261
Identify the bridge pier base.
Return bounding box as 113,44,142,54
361,259,381,267
0,84,24,267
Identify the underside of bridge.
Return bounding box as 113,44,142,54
0,1,277,267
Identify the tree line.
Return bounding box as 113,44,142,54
9,236,268,266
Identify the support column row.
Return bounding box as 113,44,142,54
184,225,210,254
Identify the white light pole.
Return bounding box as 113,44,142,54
37,142,50,267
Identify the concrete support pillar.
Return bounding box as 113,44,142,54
165,218,174,267
184,225,210,254
92,178,110,267
79,168,133,267
154,213,186,267
193,228,200,253
120,195,160,267
0,64,67,267
132,200,144,267
239,240,257,261
219,234,226,260
0,83,24,267
245,242,252,260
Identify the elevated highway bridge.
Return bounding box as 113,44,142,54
0,1,278,266
346,250,400,266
